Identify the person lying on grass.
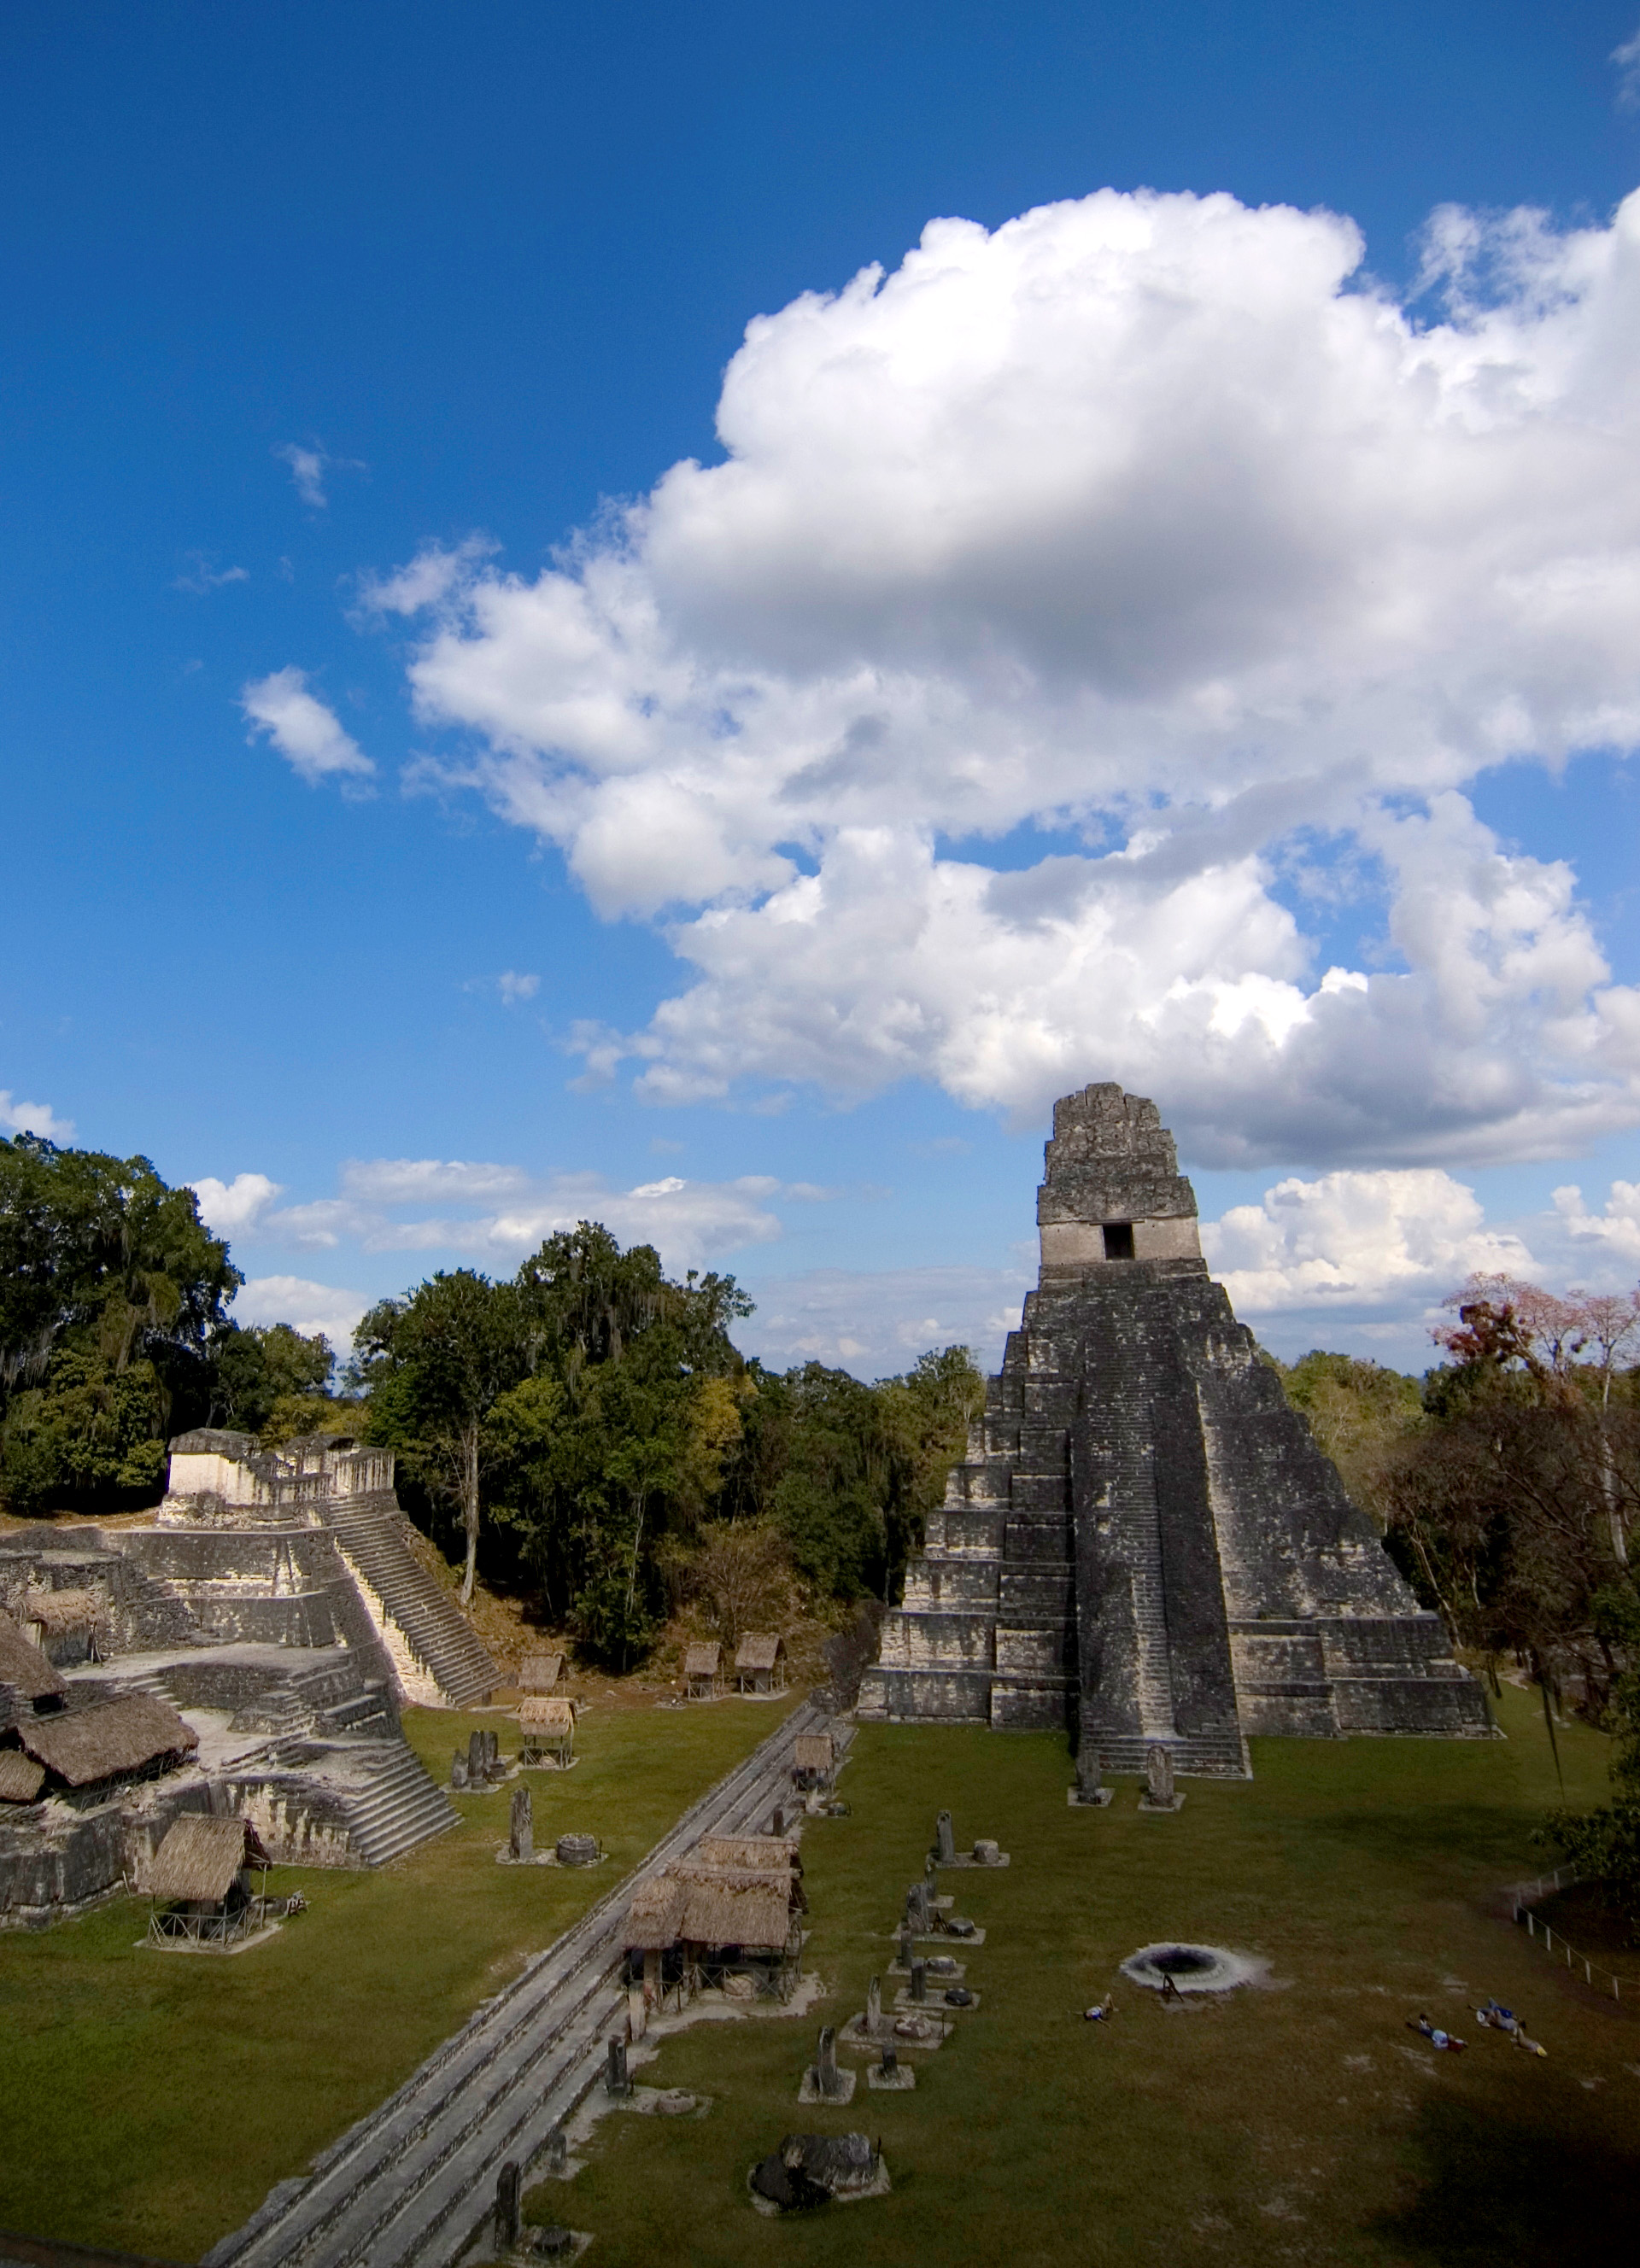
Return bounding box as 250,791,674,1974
1473,2000,1547,2055
1082,1996,1117,2022
1408,2014,1467,2051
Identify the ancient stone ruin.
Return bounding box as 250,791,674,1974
859,1084,1490,1770
1,1428,500,1925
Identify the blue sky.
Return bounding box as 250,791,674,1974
6,2,1640,1376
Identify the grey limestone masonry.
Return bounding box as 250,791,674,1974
858,1084,1490,1772
1,1429,498,1923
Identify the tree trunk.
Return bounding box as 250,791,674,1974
460,1423,480,1609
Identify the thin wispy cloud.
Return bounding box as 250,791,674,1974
196,1154,827,1272
276,441,364,511
464,971,542,1006
1614,25,1640,108
241,667,375,787
172,552,249,595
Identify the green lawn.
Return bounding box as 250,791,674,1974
529,1687,1640,2268
0,1692,796,2262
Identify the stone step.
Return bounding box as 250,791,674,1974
323,1505,497,1707
210,1703,844,2268
1095,1731,1249,1779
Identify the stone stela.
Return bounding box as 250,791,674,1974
858,1084,1491,1775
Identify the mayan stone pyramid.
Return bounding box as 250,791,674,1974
858,1084,1490,1772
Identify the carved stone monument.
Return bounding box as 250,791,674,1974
1071,1738,1112,1807
1139,1743,1182,1812
606,2036,630,2096
494,2160,521,2253
859,1084,1491,1772
799,2022,856,2104
508,1785,534,1862
935,1810,956,1863
867,2039,915,2092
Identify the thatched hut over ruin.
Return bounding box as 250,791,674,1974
624,1874,691,2008
0,1751,46,1805
518,1695,576,1768
734,1634,787,1694
694,1834,805,1907
676,1874,800,1996
791,1731,834,1792
145,1814,272,1949
518,1651,566,1695
682,1641,722,1701
10,1692,198,1803
0,1610,69,1728
623,1862,802,2007
21,1587,103,1666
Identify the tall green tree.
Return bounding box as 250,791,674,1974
1376,1277,1640,1710
211,1322,335,1435
351,1271,526,1606
0,1135,241,1514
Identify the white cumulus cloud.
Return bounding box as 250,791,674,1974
242,667,375,785
0,1090,73,1141
1550,1178,1640,1265
232,1275,369,1350
367,185,1640,1164
1201,1167,1535,1315
191,1172,284,1233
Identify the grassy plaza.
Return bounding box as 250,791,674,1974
0,1694,795,2262
530,1686,1637,2268
1,1683,1636,2266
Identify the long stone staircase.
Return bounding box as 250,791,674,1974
208,1701,840,2268
319,1740,458,1869
323,1499,497,1710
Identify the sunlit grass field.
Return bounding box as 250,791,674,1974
0,1692,795,2260
528,1686,1639,2268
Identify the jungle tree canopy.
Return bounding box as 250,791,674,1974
0,1136,244,1512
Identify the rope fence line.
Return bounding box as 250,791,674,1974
1506,1864,1637,2003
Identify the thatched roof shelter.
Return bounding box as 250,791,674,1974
0,1611,68,1706
518,1651,565,1693
671,1856,804,1914
734,1634,784,1673
0,1751,46,1803
682,1642,722,1680
676,1876,793,1950
23,1588,101,1633
624,1873,690,1951
148,1815,271,1903
695,1834,800,1875
792,1733,834,1775
17,1693,198,1788
518,1697,575,1734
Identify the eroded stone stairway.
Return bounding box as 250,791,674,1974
208,1701,841,2268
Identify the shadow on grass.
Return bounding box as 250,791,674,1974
1370,2096,1640,2265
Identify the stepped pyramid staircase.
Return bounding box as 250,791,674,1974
322,1494,497,1710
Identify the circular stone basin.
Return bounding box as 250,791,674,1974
1118,1942,1256,1995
